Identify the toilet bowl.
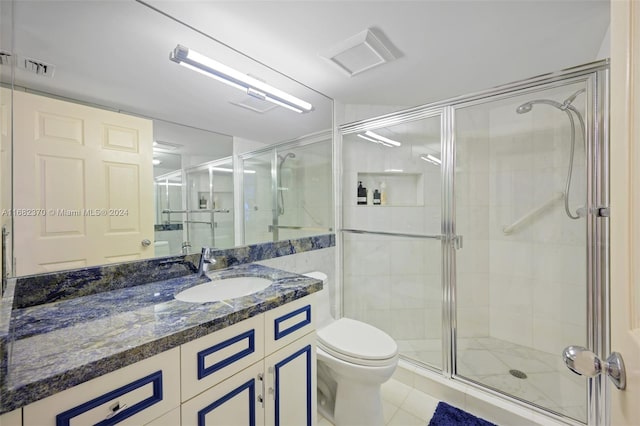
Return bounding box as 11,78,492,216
303,272,398,426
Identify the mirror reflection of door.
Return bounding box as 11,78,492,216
13,90,154,275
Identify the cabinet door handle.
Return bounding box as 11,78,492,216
258,374,265,407
105,401,128,419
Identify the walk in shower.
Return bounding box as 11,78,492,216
241,134,333,244
340,61,608,425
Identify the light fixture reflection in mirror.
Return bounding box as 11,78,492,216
170,44,313,113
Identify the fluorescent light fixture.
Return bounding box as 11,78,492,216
152,159,162,165
384,168,404,173
170,45,313,114
210,166,256,174
420,154,442,165
364,130,402,147
357,133,391,147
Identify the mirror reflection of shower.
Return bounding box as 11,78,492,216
515,89,586,219
277,152,296,216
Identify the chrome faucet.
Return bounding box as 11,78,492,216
198,247,217,277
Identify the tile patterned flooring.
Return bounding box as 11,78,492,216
398,336,587,423
318,378,440,426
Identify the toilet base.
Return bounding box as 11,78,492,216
333,380,384,426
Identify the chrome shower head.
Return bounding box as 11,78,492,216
278,152,296,162
516,102,533,114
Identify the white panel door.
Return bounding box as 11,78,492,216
264,332,316,426
0,88,11,277
12,91,154,275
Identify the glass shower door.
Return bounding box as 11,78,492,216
274,141,333,240
243,152,274,245
210,159,234,249
453,80,590,422
341,113,445,370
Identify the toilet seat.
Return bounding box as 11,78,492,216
317,318,398,367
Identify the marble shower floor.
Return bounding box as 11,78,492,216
397,336,587,423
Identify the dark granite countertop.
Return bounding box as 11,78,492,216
0,263,322,413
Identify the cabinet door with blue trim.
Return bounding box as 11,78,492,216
181,361,264,426
264,332,316,426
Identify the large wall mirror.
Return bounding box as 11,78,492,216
0,0,333,277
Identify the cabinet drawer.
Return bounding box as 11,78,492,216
23,348,180,426
181,361,264,426
264,294,315,355
181,315,264,402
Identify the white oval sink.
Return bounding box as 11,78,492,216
175,276,273,303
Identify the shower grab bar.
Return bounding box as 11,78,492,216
269,225,333,232
502,192,564,235
341,228,443,240
184,220,215,226
162,209,230,214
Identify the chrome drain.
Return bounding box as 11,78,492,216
509,369,527,379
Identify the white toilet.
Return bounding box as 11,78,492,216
303,272,398,426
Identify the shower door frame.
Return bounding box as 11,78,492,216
338,59,610,426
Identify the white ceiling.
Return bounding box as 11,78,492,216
147,0,610,108
4,0,609,147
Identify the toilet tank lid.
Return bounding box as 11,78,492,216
302,271,327,282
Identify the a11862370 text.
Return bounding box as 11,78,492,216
1,208,129,217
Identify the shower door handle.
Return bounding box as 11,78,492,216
562,346,626,390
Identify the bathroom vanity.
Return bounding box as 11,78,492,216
0,262,321,426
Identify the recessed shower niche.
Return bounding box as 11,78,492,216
356,172,424,207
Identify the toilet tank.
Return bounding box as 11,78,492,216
302,271,332,328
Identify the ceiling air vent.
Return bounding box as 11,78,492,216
230,96,278,114
18,56,55,78
153,140,183,152
320,28,396,77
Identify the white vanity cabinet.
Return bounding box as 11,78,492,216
22,347,181,426
180,294,317,426
11,293,317,426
